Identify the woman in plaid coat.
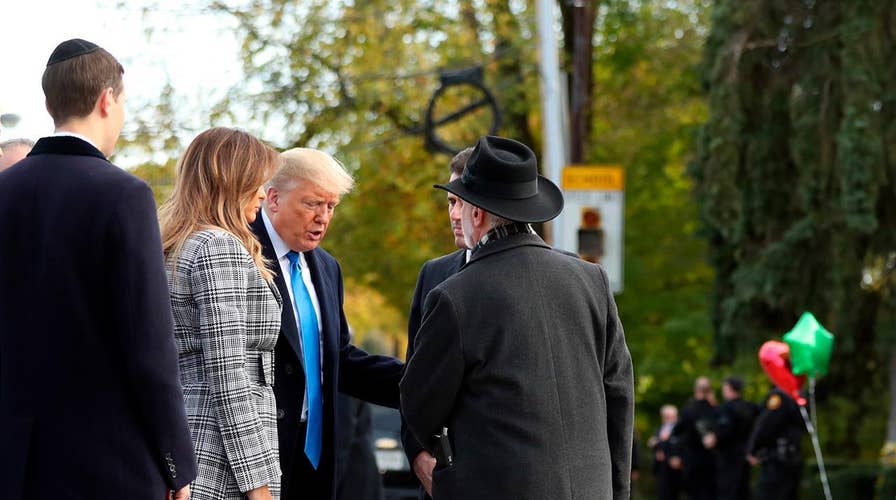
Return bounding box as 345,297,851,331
160,127,282,500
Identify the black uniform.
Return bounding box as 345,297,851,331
713,397,760,500
747,388,805,500
671,399,717,500
334,395,385,500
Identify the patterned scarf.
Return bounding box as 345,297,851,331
473,222,534,255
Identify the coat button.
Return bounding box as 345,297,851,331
284,363,294,375
277,409,286,420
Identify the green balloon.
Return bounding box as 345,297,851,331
783,312,835,377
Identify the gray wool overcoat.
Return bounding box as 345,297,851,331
167,229,282,499
400,232,634,500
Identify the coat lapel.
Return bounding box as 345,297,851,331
451,248,467,273
304,248,338,383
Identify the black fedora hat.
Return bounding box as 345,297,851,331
434,136,564,223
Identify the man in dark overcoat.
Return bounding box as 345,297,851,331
400,135,635,500
250,147,404,500
401,146,473,500
0,39,196,500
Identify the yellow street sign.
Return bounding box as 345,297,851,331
562,165,624,190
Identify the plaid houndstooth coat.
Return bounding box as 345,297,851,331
167,229,283,499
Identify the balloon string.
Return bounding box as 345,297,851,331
800,404,833,500
809,377,818,432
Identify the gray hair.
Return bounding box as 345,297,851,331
0,138,35,151
483,211,513,230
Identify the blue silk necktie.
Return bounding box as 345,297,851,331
286,251,323,469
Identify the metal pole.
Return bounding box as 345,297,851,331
535,0,567,246
800,403,833,500
570,1,588,163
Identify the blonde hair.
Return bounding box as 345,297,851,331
159,127,277,281
269,147,355,195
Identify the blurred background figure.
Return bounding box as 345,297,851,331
671,376,717,500
334,394,385,500
747,387,805,500
334,330,385,500
705,376,760,500
649,404,682,500
0,138,34,171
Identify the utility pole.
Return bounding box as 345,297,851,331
569,0,594,163
535,0,567,245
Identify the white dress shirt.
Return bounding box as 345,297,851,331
50,131,100,151
261,209,324,421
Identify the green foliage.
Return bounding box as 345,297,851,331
692,0,896,458
114,82,184,206
587,0,717,435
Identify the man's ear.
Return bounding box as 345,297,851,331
472,206,484,226
97,87,114,117
266,186,279,211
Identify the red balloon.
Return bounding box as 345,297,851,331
758,340,806,405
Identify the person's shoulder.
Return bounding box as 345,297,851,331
550,246,580,259
188,227,244,246
423,248,465,271
183,229,251,261
309,246,342,275
84,160,154,203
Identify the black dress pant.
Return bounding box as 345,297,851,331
755,462,802,500
282,421,334,500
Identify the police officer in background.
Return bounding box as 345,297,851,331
671,376,717,500
703,376,760,500
746,386,805,500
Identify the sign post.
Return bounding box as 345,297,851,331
556,165,625,293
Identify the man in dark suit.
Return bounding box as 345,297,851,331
0,39,196,500
250,147,404,500
704,376,760,500
671,376,718,500
333,395,385,500
401,147,473,499
649,405,683,500
401,136,634,500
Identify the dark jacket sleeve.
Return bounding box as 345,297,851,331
106,181,196,489
597,266,634,500
334,260,404,408
400,287,466,454
400,263,430,463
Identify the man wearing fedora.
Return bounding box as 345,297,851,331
400,136,634,500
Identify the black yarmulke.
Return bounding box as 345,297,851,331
47,39,100,66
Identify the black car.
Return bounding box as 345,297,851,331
370,404,419,500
